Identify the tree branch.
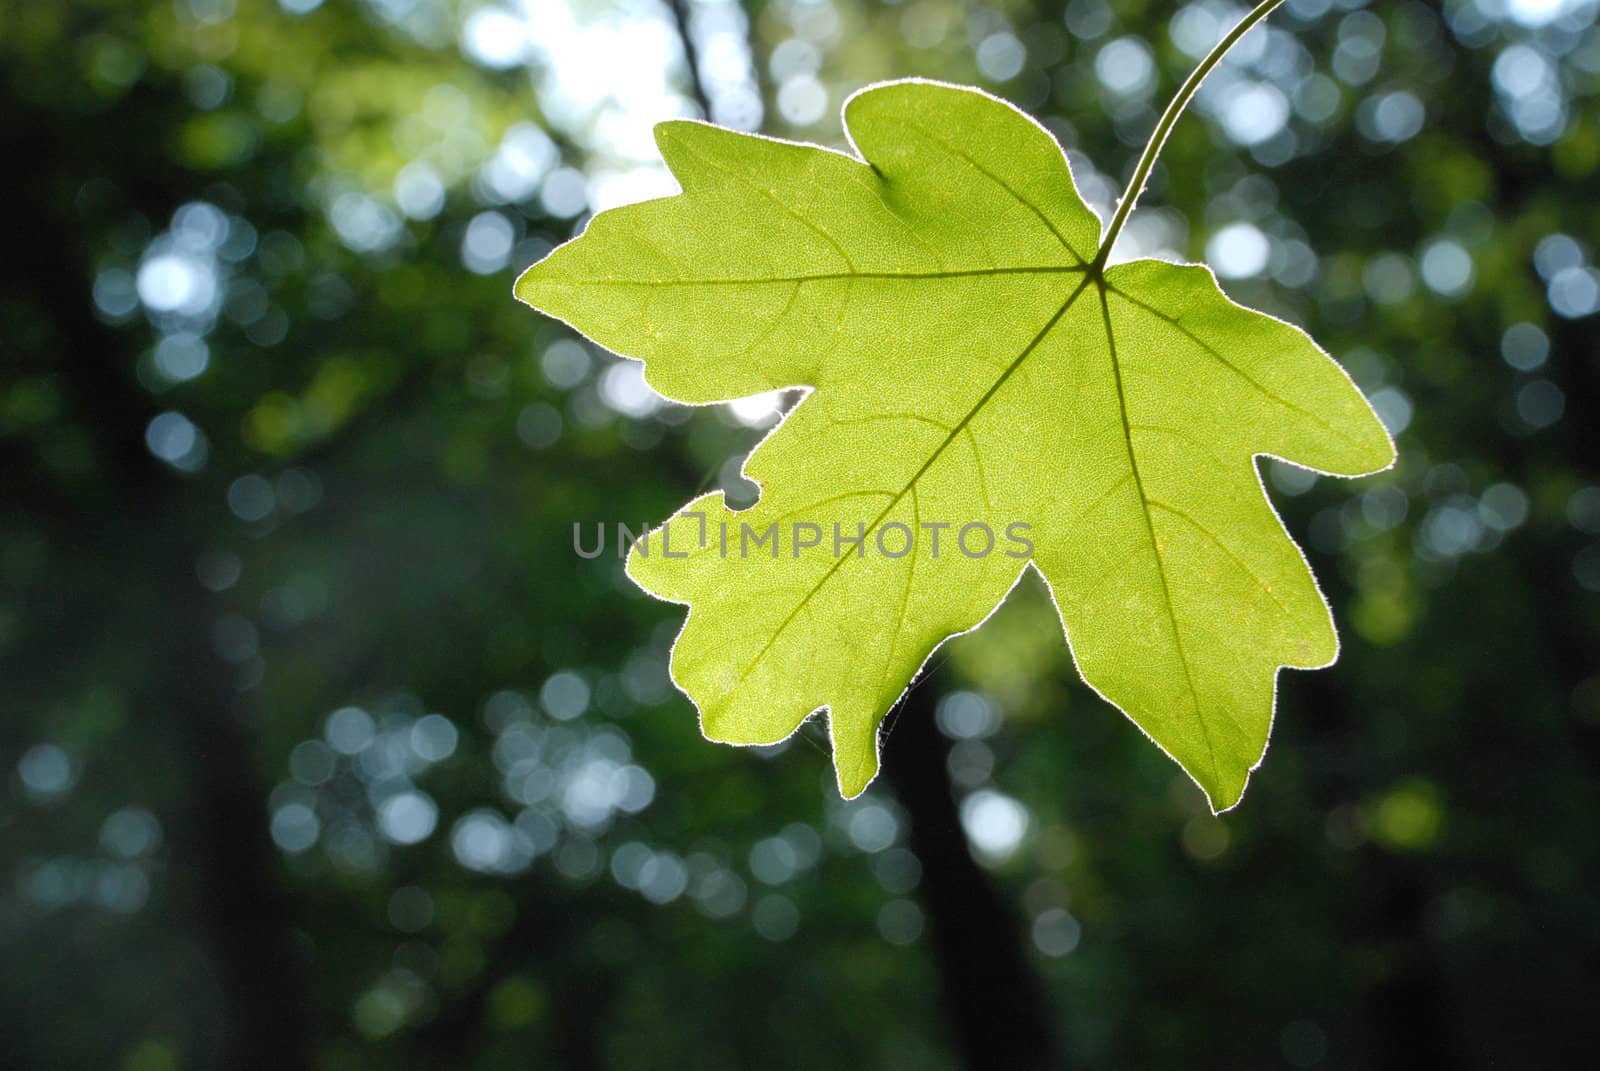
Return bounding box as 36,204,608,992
667,0,715,119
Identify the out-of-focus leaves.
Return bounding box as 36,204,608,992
2,0,1598,1068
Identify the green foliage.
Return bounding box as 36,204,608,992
517,80,1393,809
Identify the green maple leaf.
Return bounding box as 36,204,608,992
516,74,1393,811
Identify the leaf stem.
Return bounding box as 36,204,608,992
1093,0,1286,272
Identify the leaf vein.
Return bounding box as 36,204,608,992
889,116,1088,264
1145,499,1293,621
1098,285,1223,784
731,276,1095,687
671,136,860,271
1107,284,1352,446
547,265,1085,288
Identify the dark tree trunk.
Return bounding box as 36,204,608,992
881,675,1060,1071
1,79,313,1069
165,561,315,1070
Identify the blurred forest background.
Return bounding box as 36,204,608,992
2,0,1598,1067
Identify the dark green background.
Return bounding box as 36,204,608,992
3,0,1597,1067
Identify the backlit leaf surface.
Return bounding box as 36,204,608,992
516,81,1394,810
